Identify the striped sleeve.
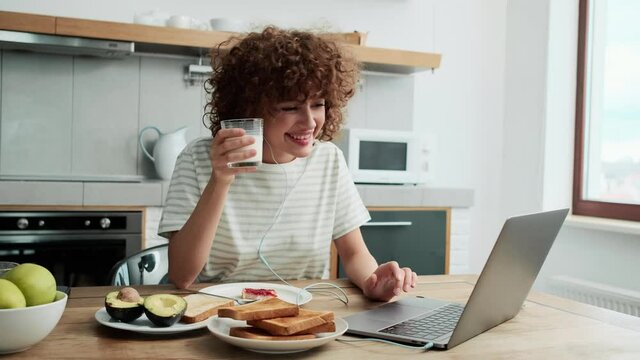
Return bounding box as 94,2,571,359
332,148,370,239
157,145,202,239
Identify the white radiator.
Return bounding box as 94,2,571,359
547,275,640,317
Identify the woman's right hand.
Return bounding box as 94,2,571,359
210,128,258,185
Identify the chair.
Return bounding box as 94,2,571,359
108,244,170,286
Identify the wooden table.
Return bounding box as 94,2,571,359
5,275,640,359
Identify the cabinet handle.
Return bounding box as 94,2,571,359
362,221,413,227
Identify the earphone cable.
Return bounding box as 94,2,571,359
257,138,349,305
336,338,434,351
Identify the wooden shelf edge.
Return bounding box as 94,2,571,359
0,11,56,34
56,17,232,49
345,44,441,71
1,11,442,73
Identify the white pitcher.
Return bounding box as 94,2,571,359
139,126,188,180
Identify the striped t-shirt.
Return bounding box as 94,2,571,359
158,137,370,282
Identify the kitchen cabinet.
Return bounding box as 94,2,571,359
331,207,450,279
0,11,441,74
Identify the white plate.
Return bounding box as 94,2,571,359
208,316,348,354
199,282,312,305
94,308,208,335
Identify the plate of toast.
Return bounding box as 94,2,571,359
208,297,348,354
95,293,235,335
199,282,313,305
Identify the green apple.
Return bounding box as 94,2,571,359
4,263,56,306
0,278,27,309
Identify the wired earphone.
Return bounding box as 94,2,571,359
251,136,434,352
256,137,349,305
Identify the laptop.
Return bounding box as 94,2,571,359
344,208,569,350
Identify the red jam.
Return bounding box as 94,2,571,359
242,288,277,299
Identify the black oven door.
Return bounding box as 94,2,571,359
0,234,139,286
0,210,143,286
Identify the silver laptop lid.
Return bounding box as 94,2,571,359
447,208,569,348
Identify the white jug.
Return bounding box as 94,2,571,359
139,126,188,180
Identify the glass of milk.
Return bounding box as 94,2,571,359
221,118,263,167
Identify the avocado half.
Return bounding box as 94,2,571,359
143,294,187,327
105,290,144,323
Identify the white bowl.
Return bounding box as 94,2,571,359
0,291,68,354
167,15,194,29
209,18,246,32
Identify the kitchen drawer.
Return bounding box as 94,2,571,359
333,207,449,278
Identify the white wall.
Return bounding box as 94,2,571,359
416,0,507,271
542,0,577,211
501,0,549,218
541,226,640,292
501,0,576,215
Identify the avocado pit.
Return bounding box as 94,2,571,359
117,287,142,302
105,287,144,323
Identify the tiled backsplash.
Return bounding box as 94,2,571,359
0,51,208,179
0,50,415,181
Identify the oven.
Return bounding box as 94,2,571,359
0,210,143,286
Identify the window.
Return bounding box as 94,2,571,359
573,0,640,221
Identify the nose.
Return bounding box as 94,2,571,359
301,104,315,127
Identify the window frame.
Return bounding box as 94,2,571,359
572,0,640,221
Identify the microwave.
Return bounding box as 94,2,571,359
334,128,429,185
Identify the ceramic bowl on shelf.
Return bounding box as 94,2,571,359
133,10,170,26
0,291,68,354
167,15,193,29
209,18,246,32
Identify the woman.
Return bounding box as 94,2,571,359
159,26,416,301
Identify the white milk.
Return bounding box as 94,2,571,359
230,134,262,167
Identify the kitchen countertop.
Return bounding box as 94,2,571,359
0,179,474,208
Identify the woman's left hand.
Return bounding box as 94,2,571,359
362,261,417,302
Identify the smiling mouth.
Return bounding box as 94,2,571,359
286,132,313,145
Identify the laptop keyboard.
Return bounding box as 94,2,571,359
380,303,464,340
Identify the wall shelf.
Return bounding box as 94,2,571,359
0,11,441,74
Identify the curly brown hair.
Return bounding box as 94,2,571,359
203,26,360,141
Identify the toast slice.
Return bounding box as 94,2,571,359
229,327,315,341
247,309,335,335
217,297,299,321
180,294,235,323
294,321,336,334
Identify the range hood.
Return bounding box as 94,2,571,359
0,30,134,58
